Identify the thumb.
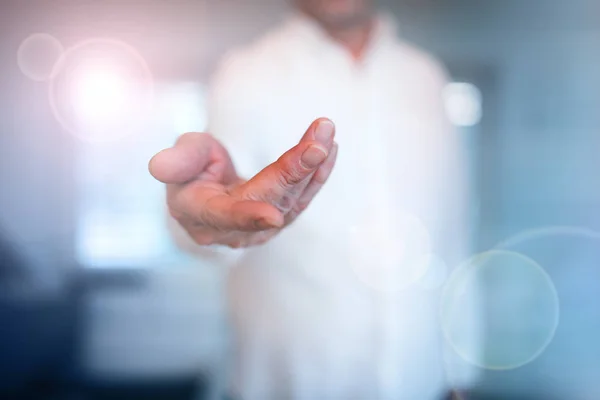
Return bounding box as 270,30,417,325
149,132,236,184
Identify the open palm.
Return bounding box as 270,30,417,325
149,118,338,248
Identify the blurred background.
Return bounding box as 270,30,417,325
2,0,600,399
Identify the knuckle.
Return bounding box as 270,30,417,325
239,189,262,202
197,205,221,230
274,195,294,214
276,168,296,188
277,156,304,186
199,211,215,228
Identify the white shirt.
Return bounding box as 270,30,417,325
173,12,479,400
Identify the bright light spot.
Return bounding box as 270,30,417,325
440,250,559,370
443,82,482,127
49,38,153,143
72,64,133,126
17,33,64,81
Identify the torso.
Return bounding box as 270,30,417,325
221,16,450,400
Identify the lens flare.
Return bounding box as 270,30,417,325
348,211,432,293
17,33,64,81
49,38,153,143
416,254,448,291
440,250,559,370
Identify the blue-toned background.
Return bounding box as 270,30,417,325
1,0,600,399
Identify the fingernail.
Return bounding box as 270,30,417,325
314,120,334,145
254,218,275,230
301,145,328,169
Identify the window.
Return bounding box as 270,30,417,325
75,82,207,267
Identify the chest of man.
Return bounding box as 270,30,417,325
253,56,443,223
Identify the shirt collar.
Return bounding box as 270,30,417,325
284,11,399,61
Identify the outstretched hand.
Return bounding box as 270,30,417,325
149,118,338,248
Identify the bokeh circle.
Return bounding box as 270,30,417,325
416,253,448,291
440,250,559,371
48,38,154,143
443,226,600,398
348,211,432,293
17,33,64,81
496,226,600,250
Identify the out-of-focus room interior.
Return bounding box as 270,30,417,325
2,0,600,399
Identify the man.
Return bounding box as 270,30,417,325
150,0,477,399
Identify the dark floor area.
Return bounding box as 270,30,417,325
0,377,207,400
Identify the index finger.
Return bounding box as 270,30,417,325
233,118,336,211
